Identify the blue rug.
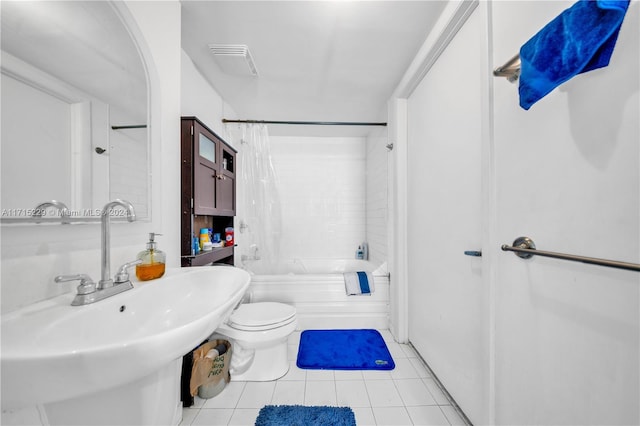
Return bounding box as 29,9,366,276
296,329,395,370
255,405,355,426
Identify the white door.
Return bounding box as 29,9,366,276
406,6,489,424
491,1,639,424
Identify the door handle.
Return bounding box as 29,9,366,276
464,250,482,257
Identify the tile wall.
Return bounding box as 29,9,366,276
365,128,388,266
109,108,149,219
269,136,366,260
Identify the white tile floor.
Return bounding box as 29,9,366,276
181,329,468,426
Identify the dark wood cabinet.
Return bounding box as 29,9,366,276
181,116,237,267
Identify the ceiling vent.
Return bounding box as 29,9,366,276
208,44,258,77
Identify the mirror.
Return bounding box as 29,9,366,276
1,1,150,222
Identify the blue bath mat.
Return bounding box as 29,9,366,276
296,329,395,370
255,405,355,426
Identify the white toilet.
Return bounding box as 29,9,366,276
213,301,297,381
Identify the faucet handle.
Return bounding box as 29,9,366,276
114,259,143,284
54,274,96,295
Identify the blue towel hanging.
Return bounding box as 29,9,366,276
519,0,631,110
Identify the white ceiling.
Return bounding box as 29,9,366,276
180,1,448,136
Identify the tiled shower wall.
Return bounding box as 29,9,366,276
109,108,149,219
267,133,388,265
269,136,366,260
365,127,388,266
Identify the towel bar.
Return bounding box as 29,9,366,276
502,237,640,272
493,53,521,83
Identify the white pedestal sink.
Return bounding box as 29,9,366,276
1,266,250,425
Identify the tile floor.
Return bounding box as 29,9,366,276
181,329,468,426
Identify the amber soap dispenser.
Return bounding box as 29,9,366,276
136,233,166,281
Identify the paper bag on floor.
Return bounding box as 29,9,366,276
189,339,232,397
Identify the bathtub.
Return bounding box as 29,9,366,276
243,259,390,330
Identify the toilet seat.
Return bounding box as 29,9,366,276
228,302,296,331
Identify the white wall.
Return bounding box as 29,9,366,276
269,136,366,260
181,50,237,146
387,98,409,343
109,107,149,219
365,127,388,266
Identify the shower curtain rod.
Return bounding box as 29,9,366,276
111,124,147,130
222,119,387,126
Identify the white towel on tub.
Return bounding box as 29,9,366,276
344,271,375,295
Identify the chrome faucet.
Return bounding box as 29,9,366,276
33,200,70,224
55,259,141,306
100,199,136,289
54,199,139,306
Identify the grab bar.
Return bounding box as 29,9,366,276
502,236,640,272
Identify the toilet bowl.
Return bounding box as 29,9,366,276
213,301,297,381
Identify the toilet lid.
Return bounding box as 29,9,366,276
229,302,296,329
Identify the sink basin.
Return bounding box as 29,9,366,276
1,266,250,411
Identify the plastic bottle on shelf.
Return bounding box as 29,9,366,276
225,227,234,246
200,228,210,251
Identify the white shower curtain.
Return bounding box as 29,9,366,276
227,123,282,272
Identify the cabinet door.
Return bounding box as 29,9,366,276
194,162,217,215
216,174,235,216
216,144,236,215
194,123,219,215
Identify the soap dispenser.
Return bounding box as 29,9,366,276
136,232,166,281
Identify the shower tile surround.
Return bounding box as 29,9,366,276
365,127,388,266
182,329,468,426
234,130,388,275
268,136,366,260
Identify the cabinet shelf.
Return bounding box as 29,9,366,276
182,246,234,267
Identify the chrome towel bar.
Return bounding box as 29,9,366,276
493,53,521,83
502,236,640,272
